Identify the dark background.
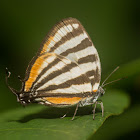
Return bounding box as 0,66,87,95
0,0,140,139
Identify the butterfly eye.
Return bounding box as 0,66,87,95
101,92,104,96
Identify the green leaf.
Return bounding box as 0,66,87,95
0,90,130,140
89,105,140,140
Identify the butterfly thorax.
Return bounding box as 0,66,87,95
79,86,105,107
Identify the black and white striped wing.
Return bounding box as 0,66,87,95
24,53,92,105
38,17,101,91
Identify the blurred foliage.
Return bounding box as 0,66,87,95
0,0,139,140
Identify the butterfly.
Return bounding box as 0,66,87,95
6,17,120,120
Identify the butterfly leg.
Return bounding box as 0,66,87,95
92,101,98,120
92,100,104,120
97,101,104,117
60,108,70,119
60,114,67,119
71,103,80,121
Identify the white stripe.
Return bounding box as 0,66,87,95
66,45,96,62
92,83,99,91
78,62,97,74
53,24,73,42
75,46,96,59
47,40,55,50
53,33,61,42
46,55,56,63
45,101,52,105
72,23,79,29
44,83,92,93
89,75,94,79
96,55,101,71
58,29,65,37
54,32,88,54
66,24,73,32
59,27,67,36
32,55,55,77
64,25,71,32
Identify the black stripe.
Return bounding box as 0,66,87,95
85,70,95,78
37,92,91,98
35,74,90,91
78,54,97,64
90,67,101,87
90,77,96,87
94,67,100,83
85,70,96,87
22,91,92,99
60,38,92,57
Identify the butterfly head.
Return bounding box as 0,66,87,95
97,86,105,97
5,68,32,106
17,92,32,106
8,89,31,106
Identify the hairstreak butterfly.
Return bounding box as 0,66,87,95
6,17,120,120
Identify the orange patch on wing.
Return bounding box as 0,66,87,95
41,36,55,54
44,97,82,105
93,90,97,92
24,54,48,92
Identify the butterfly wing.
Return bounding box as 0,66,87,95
38,17,101,91
24,53,92,106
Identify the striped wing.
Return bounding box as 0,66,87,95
24,53,92,105
38,17,101,91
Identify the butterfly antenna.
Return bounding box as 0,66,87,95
17,75,25,92
5,68,20,95
101,66,120,87
102,77,126,87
